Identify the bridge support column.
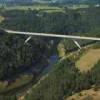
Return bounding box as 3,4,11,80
73,40,81,49
25,36,32,43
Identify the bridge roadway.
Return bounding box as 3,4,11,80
5,29,100,41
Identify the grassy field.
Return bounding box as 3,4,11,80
1,4,90,13
0,16,4,23
67,4,89,9
0,75,33,95
57,43,66,58
76,49,100,72
3,5,64,13
66,88,100,100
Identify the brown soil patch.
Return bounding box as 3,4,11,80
76,49,100,72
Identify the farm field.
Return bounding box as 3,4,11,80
76,49,100,72
67,4,89,9
1,4,91,12
3,5,64,13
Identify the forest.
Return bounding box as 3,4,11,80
1,7,100,36
0,5,100,100
25,59,100,100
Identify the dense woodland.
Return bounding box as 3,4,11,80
25,59,100,100
1,7,100,36
0,34,51,80
0,6,100,100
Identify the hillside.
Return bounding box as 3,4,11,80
66,88,100,100
1,7,100,37
76,49,100,72
24,44,100,100
0,4,100,100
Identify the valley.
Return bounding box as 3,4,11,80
0,2,100,100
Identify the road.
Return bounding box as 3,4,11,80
5,30,100,41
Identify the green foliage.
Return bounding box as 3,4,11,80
0,5,100,99
25,59,87,100
0,34,49,80
88,61,100,86
0,95,17,100
1,7,100,36
0,75,33,95
25,59,100,100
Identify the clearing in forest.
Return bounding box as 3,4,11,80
76,49,100,72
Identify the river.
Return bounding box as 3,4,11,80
41,55,59,76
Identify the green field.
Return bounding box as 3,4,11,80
67,4,89,9
3,5,64,13
0,75,33,95
1,4,90,13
